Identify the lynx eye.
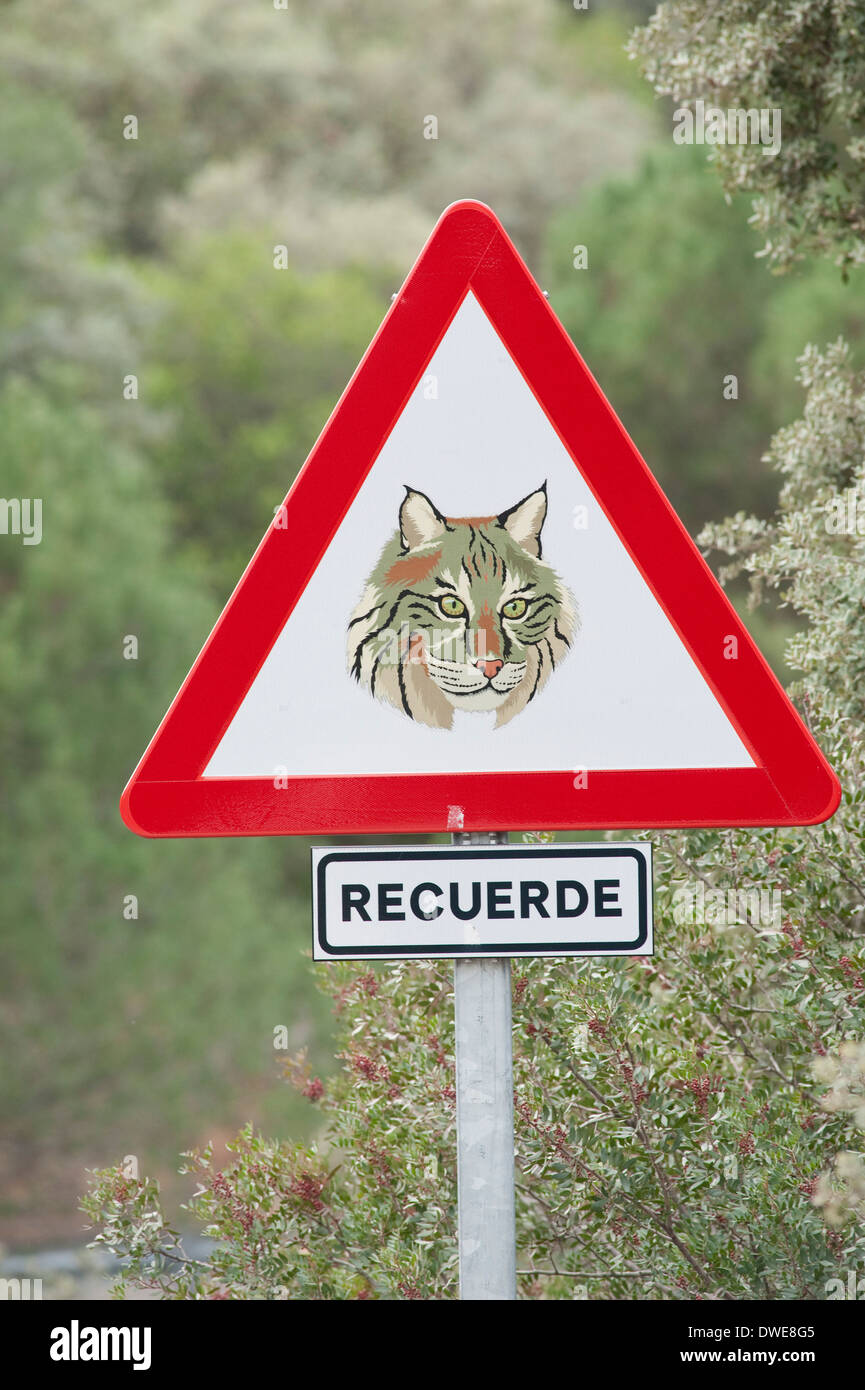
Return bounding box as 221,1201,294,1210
438,593,466,618
502,597,528,620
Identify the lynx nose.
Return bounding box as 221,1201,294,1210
475,658,504,680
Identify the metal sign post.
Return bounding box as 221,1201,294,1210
452,830,516,1301
310,834,653,1297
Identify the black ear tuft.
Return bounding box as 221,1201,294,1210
399,487,447,550
497,485,548,559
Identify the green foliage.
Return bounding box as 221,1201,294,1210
544,147,865,530
0,380,329,1196
0,0,653,268
754,261,865,421
146,240,386,594
84,967,459,1300
700,340,865,733
0,80,148,403
629,0,865,274
544,148,776,527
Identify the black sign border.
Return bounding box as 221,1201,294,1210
313,845,651,958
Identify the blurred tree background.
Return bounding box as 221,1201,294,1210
0,0,861,1247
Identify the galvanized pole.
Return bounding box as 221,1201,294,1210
452,829,516,1300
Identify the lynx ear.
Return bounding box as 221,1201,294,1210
498,484,547,558
400,487,447,550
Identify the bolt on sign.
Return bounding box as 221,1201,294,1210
120,200,839,839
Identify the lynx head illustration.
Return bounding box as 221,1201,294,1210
347,484,578,729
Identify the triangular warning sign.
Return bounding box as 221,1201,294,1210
121,200,840,837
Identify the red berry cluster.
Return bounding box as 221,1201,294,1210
524,1019,551,1042
350,1051,390,1084
619,1059,649,1105
839,955,865,1001
690,1077,713,1117
671,1073,724,1117
781,921,806,958
210,1171,256,1236
514,1097,575,1165
800,1015,827,1056
738,1131,755,1156
289,1171,326,1213
363,1141,394,1190
334,970,379,1013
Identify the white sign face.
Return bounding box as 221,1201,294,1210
312,843,652,960
205,292,752,781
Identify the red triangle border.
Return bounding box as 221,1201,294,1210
121,201,841,836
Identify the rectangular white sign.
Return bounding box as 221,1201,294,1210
312,843,652,960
